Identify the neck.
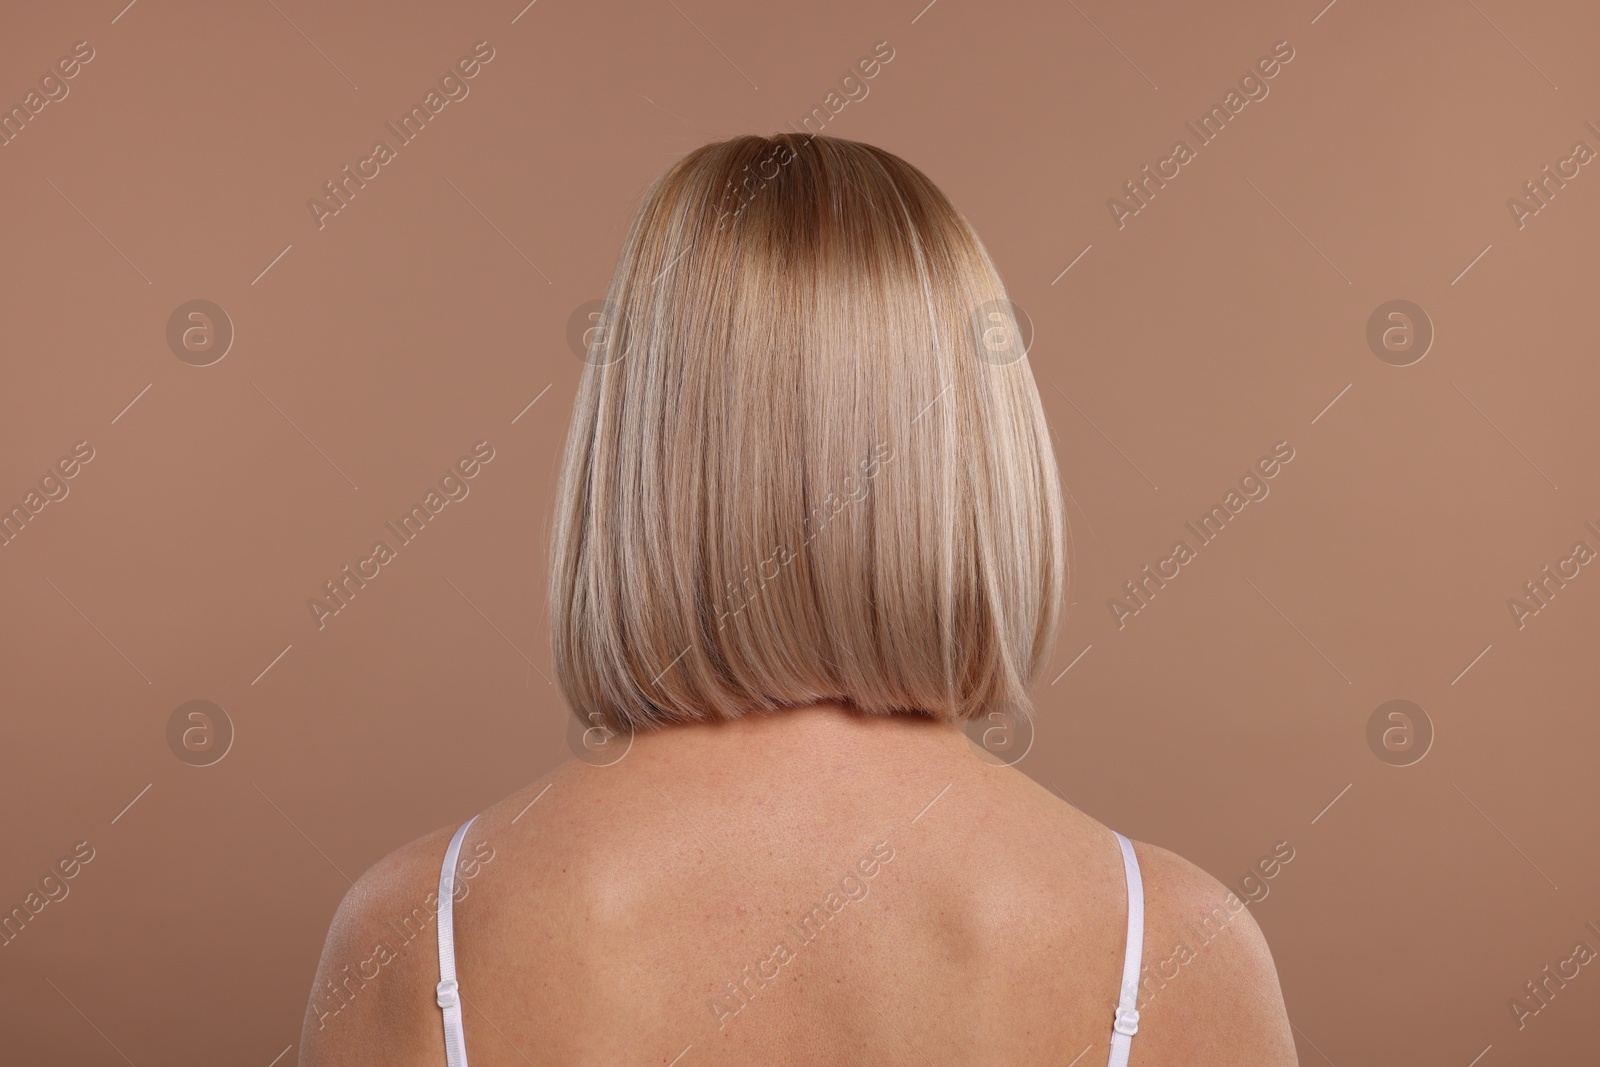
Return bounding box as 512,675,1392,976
626,700,972,775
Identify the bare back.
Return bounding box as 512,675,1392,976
302,705,1297,1066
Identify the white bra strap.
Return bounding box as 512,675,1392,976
1106,831,1145,1067
436,816,478,1067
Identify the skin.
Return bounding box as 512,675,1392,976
301,701,1299,1065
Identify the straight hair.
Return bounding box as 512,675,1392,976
549,133,1065,732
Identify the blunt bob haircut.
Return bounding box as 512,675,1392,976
550,133,1064,733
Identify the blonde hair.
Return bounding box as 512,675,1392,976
549,133,1064,732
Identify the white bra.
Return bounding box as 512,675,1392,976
433,817,1145,1066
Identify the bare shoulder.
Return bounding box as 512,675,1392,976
296,767,572,1067
1129,841,1300,1065
299,822,460,1067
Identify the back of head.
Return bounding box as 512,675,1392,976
549,133,1064,732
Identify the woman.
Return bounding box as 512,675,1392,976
302,133,1298,1066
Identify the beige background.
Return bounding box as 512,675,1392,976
2,0,1597,1063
